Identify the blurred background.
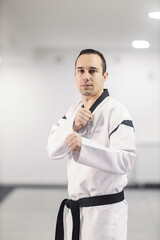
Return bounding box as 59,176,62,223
0,0,160,239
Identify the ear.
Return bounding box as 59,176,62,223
103,72,108,82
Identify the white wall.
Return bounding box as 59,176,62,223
0,49,160,184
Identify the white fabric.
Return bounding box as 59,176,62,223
47,94,136,240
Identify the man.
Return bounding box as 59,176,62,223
47,49,136,240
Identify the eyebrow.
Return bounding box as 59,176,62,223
76,67,99,70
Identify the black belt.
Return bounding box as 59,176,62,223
55,190,124,240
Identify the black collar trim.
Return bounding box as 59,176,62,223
82,89,109,113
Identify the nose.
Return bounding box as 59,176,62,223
82,71,90,81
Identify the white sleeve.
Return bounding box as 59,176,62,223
72,117,136,175
46,105,76,160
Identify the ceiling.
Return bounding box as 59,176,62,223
0,0,160,52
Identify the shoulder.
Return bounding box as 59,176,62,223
104,96,133,133
106,96,132,119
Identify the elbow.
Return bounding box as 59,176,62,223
47,149,61,160
46,145,54,159
123,150,136,174
47,151,55,159
46,143,58,159
46,143,70,160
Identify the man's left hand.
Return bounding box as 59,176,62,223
65,132,82,153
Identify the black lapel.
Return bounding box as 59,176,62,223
82,89,109,113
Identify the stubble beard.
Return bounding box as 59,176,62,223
80,86,94,96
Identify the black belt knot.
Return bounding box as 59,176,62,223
66,199,79,209
55,191,124,240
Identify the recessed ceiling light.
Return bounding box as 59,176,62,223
132,40,150,49
149,12,160,19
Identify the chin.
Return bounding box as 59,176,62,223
80,89,93,96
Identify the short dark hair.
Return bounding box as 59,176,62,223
75,49,107,74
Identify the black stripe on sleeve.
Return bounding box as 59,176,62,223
109,120,134,138
62,115,67,119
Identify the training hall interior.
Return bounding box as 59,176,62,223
0,0,160,239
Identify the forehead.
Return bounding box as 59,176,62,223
76,54,102,69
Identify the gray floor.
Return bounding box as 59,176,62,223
0,188,160,240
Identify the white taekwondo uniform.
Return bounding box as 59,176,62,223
47,89,136,240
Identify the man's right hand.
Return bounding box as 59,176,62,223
73,108,94,131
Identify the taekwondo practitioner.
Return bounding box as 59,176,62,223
47,49,136,240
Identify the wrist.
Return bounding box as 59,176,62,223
73,121,79,131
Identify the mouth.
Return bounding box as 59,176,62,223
81,84,92,87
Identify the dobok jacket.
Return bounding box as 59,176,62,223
47,89,136,239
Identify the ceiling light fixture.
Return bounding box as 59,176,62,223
148,12,160,19
132,40,150,49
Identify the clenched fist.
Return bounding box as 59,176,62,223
65,132,82,153
73,108,94,131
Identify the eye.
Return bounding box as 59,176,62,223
78,69,84,73
89,70,96,74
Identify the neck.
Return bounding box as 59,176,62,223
82,89,104,109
